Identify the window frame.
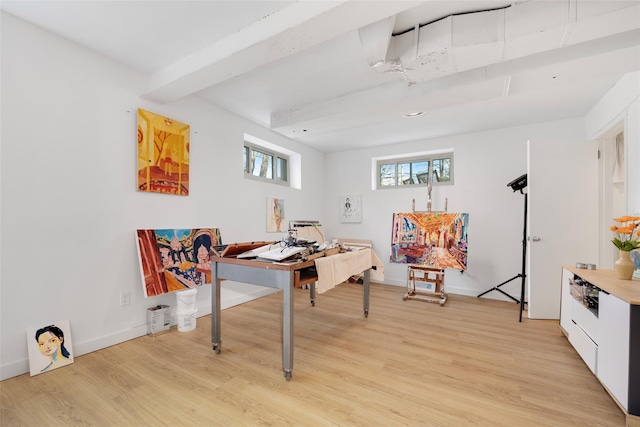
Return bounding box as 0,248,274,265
244,142,290,186
376,152,454,189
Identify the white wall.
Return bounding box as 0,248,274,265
2,11,638,381
0,13,325,380
323,119,588,299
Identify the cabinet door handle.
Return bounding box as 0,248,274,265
530,236,541,242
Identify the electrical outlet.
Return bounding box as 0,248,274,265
120,291,130,306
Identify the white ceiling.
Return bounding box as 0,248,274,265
2,0,639,153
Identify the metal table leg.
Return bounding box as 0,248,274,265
282,270,294,380
211,261,222,353
363,268,370,318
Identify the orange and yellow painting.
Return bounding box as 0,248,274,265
391,212,469,270
137,109,190,195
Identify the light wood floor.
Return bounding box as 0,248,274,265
1,283,625,426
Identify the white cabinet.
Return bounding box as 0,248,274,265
559,269,575,335
598,291,630,411
560,266,640,421
560,269,599,373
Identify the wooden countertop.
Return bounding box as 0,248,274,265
564,265,640,305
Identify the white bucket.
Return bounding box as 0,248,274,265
176,288,197,312
176,307,197,332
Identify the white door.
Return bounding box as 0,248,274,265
527,139,598,319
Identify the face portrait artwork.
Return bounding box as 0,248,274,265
27,321,74,376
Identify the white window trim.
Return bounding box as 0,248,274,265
244,133,301,189
372,149,454,190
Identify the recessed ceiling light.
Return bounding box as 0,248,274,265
402,111,424,118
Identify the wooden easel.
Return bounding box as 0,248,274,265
403,178,449,306
403,265,448,306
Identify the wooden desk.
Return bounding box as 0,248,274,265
210,253,372,381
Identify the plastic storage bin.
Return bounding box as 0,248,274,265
176,307,197,332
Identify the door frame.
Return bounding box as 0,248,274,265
596,119,626,270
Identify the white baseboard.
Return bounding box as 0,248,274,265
1,281,513,381
0,282,278,381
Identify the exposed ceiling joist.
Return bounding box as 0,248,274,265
3,0,638,153
143,0,422,103
271,30,640,137
271,1,640,138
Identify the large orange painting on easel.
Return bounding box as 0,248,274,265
137,109,190,195
391,212,469,270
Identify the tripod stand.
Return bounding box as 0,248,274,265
478,176,528,322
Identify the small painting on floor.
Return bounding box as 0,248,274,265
27,321,74,376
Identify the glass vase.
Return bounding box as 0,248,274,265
614,250,635,280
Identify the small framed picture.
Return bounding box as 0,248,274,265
422,281,437,293
340,194,362,223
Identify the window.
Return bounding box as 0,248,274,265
244,143,289,185
243,133,301,189
377,152,453,188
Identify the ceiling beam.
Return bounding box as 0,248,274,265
358,16,396,67
270,30,640,137
142,0,425,103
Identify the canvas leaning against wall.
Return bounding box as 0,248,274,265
391,212,469,270
27,321,74,376
137,108,190,195
136,228,222,297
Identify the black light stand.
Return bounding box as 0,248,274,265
477,174,528,322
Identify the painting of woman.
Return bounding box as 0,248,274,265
28,322,74,376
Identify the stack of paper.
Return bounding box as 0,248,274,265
257,245,306,261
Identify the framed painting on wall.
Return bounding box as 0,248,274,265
137,108,190,195
391,212,469,270
27,321,74,376
267,197,285,232
340,194,362,223
136,228,222,297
